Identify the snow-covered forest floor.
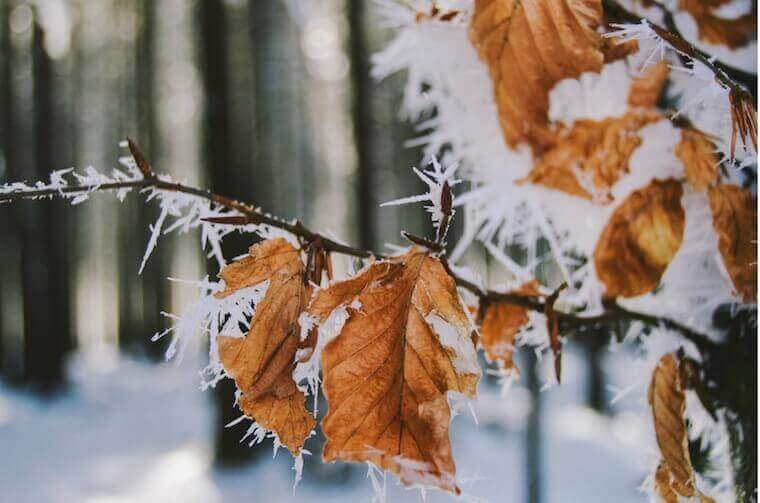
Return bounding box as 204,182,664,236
0,344,650,502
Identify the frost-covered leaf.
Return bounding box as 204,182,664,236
309,248,479,493
674,127,720,192
654,460,680,503
216,238,315,455
648,353,715,502
468,0,636,150
628,60,670,109
678,0,756,50
520,110,662,201
594,179,685,298
479,280,541,375
708,183,757,303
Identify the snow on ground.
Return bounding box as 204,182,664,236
0,344,650,502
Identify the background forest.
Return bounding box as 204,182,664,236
0,1,754,502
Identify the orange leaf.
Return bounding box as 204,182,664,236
648,354,715,502
309,249,479,493
649,354,695,497
215,238,315,455
654,460,680,503
729,88,758,160
628,61,670,109
594,179,685,298
520,110,662,201
468,0,636,151
679,0,756,50
479,280,541,374
708,183,758,302
674,128,720,192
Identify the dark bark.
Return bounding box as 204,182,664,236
118,0,169,359
586,331,607,413
0,1,11,377
19,14,70,391
525,350,543,503
199,0,257,466
137,0,170,360
349,1,375,250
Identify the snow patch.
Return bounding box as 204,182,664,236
425,312,480,376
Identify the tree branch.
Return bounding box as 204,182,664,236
0,139,718,350
603,0,757,101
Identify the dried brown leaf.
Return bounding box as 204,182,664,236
309,249,479,493
679,0,756,49
654,460,679,503
520,110,662,201
648,354,716,502
674,128,720,192
468,0,636,150
479,280,541,374
628,61,670,109
729,88,758,160
215,238,315,455
649,354,696,498
708,183,758,302
594,179,685,298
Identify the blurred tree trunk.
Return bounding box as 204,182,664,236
585,332,606,413
199,0,258,467
0,2,8,377
348,1,374,250
354,2,426,250
0,2,31,384
117,0,169,359
16,11,71,391
0,2,14,378
525,350,543,503
136,0,170,360
249,1,314,219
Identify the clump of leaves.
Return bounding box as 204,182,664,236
215,238,316,455
468,0,636,150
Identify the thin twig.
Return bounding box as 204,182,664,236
603,0,757,100
0,140,717,350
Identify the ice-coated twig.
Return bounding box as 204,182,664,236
0,139,717,351
382,156,459,244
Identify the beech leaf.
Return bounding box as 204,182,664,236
479,280,542,375
654,460,679,503
628,61,670,109
679,0,756,50
468,0,636,150
215,238,315,456
594,179,685,298
674,128,720,193
708,183,758,303
648,353,715,502
520,110,662,201
309,248,480,493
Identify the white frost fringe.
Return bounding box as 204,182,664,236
371,1,754,336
